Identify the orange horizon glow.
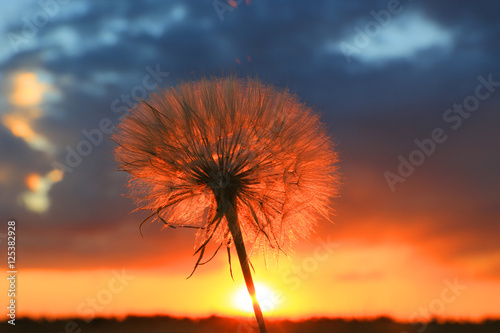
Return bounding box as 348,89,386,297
4,241,500,322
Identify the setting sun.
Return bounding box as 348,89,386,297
233,283,280,314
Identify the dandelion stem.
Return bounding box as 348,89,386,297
225,197,268,333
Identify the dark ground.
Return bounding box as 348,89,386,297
2,316,499,333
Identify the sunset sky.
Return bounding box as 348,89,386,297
1,0,499,323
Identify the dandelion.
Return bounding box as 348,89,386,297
113,75,339,332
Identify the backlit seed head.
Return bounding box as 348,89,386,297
113,76,339,256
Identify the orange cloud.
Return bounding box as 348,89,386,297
9,72,49,108
1,114,54,153
22,169,64,213
2,71,63,213
2,72,56,154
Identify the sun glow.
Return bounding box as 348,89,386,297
233,283,279,314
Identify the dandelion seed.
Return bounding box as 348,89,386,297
113,75,339,332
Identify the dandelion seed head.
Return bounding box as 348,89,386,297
113,76,339,256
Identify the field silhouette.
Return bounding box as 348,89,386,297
3,316,499,332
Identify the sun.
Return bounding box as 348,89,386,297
233,283,279,314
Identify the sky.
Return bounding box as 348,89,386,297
0,0,499,323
